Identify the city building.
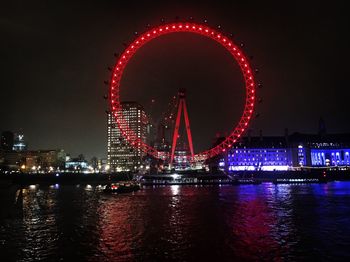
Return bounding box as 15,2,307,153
223,136,292,171
65,159,88,171
0,149,66,172
107,102,148,172
289,133,350,167
220,132,350,171
173,142,192,170
13,133,27,151
24,150,66,172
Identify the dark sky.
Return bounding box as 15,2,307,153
1,0,349,159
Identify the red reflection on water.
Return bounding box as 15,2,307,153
229,191,283,261
97,196,140,262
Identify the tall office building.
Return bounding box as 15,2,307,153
107,102,148,172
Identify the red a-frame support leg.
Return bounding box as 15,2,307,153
170,89,194,167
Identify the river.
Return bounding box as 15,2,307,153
1,182,350,261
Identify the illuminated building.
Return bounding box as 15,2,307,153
65,160,88,170
173,142,192,170
311,149,350,166
107,102,148,172
25,150,66,171
290,133,350,167
223,136,292,171
221,132,350,171
13,133,27,151
1,149,65,172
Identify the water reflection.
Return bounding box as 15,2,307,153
97,194,138,261
19,186,59,260
170,185,180,196
1,183,350,261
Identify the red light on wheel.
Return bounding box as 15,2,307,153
109,21,257,161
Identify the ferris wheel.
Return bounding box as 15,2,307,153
109,21,257,163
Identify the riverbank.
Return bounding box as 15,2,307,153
0,172,132,186
1,169,349,186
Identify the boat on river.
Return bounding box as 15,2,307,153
103,182,141,194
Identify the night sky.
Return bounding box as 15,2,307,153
1,1,349,159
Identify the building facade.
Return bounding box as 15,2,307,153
107,102,148,172
290,133,350,167
0,149,66,172
13,133,27,151
221,136,292,171
220,133,350,171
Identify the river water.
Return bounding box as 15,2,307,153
1,182,350,261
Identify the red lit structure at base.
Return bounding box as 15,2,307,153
170,89,194,166
109,22,256,162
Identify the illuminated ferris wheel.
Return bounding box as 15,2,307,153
109,21,257,163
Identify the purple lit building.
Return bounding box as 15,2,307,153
220,132,350,171
291,133,350,167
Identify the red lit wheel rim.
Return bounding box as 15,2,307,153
110,22,256,161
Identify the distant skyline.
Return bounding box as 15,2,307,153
1,1,349,159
